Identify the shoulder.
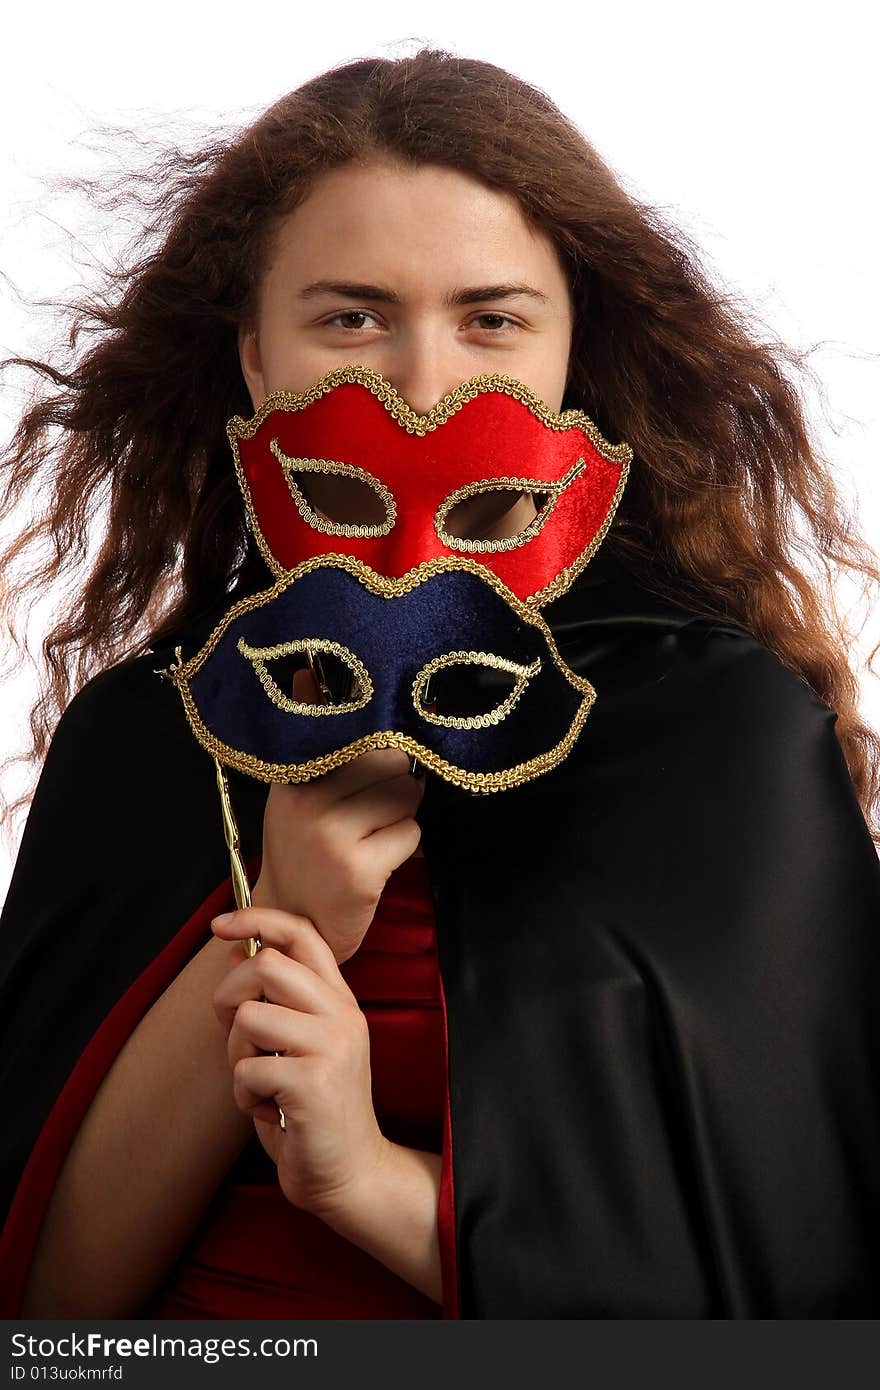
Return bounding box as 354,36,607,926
9,649,266,906
673,620,862,820
676,618,837,742
6,655,209,893
35,651,212,816
51,650,190,751
564,597,876,865
662,620,880,874
567,548,841,744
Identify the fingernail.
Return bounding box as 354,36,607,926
212,912,235,927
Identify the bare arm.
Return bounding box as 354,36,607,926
21,924,445,1316
314,1143,443,1304
20,933,253,1318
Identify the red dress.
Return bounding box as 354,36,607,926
140,853,450,1318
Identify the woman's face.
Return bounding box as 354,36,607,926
238,159,574,538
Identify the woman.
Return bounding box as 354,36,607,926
1,49,879,1319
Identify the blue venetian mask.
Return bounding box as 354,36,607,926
162,557,595,793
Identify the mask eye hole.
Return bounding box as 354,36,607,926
413,651,541,729
237,637,372,714
270,439,396,538
435,462,585,553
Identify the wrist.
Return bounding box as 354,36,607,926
305,1133,396,1230
248,874,366,966
309,1138,443,1305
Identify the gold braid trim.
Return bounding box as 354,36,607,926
158,559,598,794
528,454,629,606
225,365,633,605
434,460,586,554
412,651,542,730
176,686,595,794
269,438,397,539
161,554,596,692
227,364,632,454
237,636,372,715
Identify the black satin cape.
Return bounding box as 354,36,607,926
1,542,879,1317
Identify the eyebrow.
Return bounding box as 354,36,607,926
298,280,550,307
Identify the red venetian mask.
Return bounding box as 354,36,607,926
228,365,632,606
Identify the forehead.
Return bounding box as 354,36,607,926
260,160,569,301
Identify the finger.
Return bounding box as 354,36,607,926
212,948,339,1035
228,999,321,1068
211,907,343,990
362,811,423,861
330,770,425,840
321,746,416,801
267,746,416,813
232,1053,306,1123
253,1106,286,1141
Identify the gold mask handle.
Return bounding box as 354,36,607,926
213,756,286,1133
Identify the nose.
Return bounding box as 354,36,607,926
382,332,467,417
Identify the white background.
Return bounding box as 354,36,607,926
1,0,878,903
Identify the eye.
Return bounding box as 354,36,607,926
237,637,372,714
270,439,396,537
435,460,586,552
413,651,541,729
468,312,520,332
324,311,382,331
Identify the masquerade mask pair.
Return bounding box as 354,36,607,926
162,365,632,793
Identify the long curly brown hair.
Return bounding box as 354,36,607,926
2,48,879,845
